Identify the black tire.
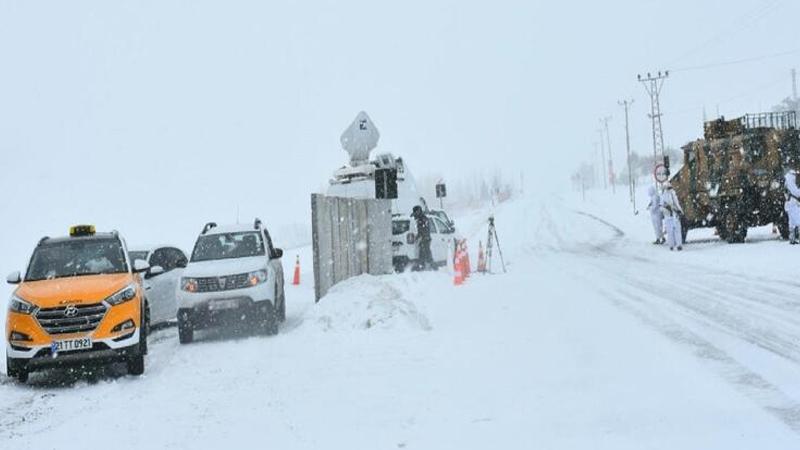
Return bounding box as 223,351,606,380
777,212,790,240
141,305,150,355
126,353,145,376
261,302,279,336
722,212,747,243
6,355,28,383
278,289,286,323
178,319,193,344
680,217,689,244
127,311,148,376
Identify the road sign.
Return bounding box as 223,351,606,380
435,183,447,198
654,163,669,183
340,111,380,166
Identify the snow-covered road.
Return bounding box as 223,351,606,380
3,192,800,449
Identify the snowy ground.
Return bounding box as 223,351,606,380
3,187,800,449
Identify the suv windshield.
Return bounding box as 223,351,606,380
26,238,129,281
191,232,265,262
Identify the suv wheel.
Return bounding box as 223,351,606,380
178,316,194,344
261,302,279,336
277,287,286,322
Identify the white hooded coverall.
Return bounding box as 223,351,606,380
661,186,684,249
784,170,800,241
647,185,663,242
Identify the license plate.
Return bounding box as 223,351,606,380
209,299,238,311
53,337,92,353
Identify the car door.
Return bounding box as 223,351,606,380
146,247,186,325
431,217,453,266
426,217,445,266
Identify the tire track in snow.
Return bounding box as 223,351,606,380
547,209,800,434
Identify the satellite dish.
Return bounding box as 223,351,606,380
340,111,380,166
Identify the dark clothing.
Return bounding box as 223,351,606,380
413,212,434,270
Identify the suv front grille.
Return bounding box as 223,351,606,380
196,273,251,292
36,303,108,335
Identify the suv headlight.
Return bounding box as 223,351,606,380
105,284,137,306
8,294,37,315
248,270,268,287
181,277,198,292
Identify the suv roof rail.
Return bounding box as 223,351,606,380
254,218,262,230
111,230,119,237
202,222,217,235
37,236,50,246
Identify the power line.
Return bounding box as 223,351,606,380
672,48,800,73
666,0,784,67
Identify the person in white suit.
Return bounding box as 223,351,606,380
646,185,664,244
660,182,684,251
784,169,800,244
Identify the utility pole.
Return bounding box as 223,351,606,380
593,142,601,189
637,71,669,164
792,68,797,103
597,129,607,189
600,116,615,194
618,99,636,213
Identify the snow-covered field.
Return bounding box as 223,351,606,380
3,187,800,449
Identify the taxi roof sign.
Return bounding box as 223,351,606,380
69,225,96,237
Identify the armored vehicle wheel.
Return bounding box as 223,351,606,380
777,214,790,240
716,225,728,241
680,216,689,244
722,213,747,243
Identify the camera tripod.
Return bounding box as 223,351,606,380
485,215,506,273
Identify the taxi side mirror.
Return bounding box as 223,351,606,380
6,271,21,285
133,259,150,273
146,265,165,279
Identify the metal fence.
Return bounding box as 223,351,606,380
311,194,393,301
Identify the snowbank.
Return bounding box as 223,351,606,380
309,274,433,333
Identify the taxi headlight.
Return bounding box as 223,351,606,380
8,295,37,315
105,284,137,306
248,270,268,287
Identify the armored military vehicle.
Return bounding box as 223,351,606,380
671,111,799,243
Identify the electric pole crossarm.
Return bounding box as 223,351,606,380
638,71,670,163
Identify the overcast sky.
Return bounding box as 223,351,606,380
1,0,799,267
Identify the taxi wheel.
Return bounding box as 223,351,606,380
127,354,145,376
141,306,150,355
6,355,28,383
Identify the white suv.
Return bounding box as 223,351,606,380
176,219,285,343
391,213,459,271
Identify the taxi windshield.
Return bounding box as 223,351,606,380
25,238,129,281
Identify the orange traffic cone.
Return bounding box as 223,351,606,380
292,255,301,285
463,241,472,277
477,241,486,273
453,245,465,286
